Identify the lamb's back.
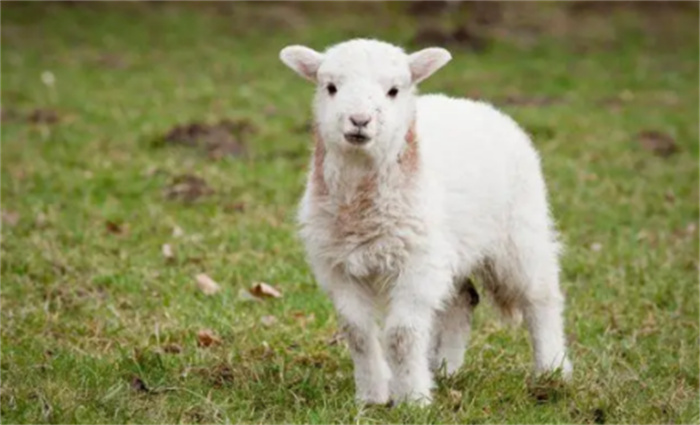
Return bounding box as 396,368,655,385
415,94,545,260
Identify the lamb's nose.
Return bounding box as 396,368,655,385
349,113,372,128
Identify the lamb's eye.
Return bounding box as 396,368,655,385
327,83,337,96
387,87,399,98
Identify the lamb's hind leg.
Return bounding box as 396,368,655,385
430,278,479,374
485,230,572,378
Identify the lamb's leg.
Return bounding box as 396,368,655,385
523,289,571,377
328,282,390,404
384,267,450,405
430,278,479,374
492,226,572,378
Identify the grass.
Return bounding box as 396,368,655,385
1,2,698,424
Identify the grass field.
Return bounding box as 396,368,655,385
1,2,698,423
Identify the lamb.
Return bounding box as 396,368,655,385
279,38,572,406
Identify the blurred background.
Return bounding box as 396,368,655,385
1,2,698,424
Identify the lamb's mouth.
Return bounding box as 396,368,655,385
344,132,371,145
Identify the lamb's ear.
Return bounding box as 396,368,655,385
408,47,452,84
279,45,324,82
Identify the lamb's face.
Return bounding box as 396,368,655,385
281,39,451,159
312,42,412,153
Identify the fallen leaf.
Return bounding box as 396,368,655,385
2,210,20,227
260,315,278,327
448,389,463,404
237,288,261,302
163,343,182,354
105,220,126,235
291,311,315,328
130,376,150,393
162,244,174,260
164,174,214,203
196,273,221,296
638,130,678,157
249,282,282,299
197,329,221,347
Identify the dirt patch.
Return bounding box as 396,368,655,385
164,174,214,203
28,108,59,124
569,1,697,14
406,1,451,16
412,25,489,53
159,119,254,160
638,130,678,157
96,53,129,69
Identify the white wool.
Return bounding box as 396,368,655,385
280,38,572,406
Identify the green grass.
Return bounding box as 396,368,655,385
1,2,698,423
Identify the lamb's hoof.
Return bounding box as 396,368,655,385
355,389,389,406
389,392,433,407
535,357,573,381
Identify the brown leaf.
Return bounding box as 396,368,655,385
237,288,261,303
260,315,278,327
249,282,282,299
163,343,182,354
130,376,150,393
105,220,126,235
291,311,315,328
2,210,20,227
638,130,678,157
448,389,463,404
197,329,222,347
196,273,221,296
164,174,213,203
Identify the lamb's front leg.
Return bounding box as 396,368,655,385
328,283,390,405
385,267,450,405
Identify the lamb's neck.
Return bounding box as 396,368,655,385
312,127,419,202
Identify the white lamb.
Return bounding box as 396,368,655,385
280,38,572,406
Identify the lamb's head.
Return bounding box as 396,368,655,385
280,39,451,160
